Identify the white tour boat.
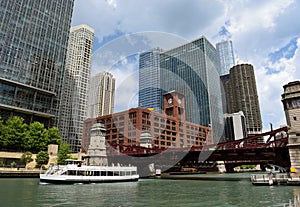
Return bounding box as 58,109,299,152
40,123,139,184
40,160,139,184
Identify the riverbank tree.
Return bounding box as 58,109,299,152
57,143,72,165
0,116,62,153
20,151,33,169
35,151,50,168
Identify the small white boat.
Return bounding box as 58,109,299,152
40,160,139,184
251,174,274,186
265,164,286,174
251,173,289,186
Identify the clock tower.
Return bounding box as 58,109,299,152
163,90,185,120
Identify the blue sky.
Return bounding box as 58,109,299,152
71,0,300,131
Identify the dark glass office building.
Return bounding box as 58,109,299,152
139,37,224,142
0,1,74,127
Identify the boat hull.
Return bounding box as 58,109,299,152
251,181,273,186
40,174,139,184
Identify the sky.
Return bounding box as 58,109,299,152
71,0,300,131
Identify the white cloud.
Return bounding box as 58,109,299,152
72,0,224,44
256,37,300,130
225,0,294,34
106,0,117,9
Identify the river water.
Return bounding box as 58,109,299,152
0,173,299,207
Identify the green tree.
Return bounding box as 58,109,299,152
57,143,72,165
25,122,48,152
3,116,28,150
47,127,62,146
35,151,49,168
20,151,33,169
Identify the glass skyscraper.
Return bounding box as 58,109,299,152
0,0,74,127
139,48,162,112
217,40,235,114
139,37,224,141
216,40,235,75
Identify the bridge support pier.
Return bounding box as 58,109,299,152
282,81,300,177
288,131,300,177
225,164,235,173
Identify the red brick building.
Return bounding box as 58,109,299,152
82,91,212,152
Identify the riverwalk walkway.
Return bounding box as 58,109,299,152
0,167,43,177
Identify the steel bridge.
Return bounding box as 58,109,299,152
106,126,290,175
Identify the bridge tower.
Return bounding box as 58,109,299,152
282,81,300,176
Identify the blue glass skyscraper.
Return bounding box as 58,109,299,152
139,48,163,112
216,40,235,75
217,40,235,114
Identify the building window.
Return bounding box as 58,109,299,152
294,117,297,121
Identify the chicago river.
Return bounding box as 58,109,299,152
0,173,298,207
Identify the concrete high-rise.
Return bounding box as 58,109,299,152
139,37,224,141
224,111,247,141
59,24,94,152
225,63,262,135
216,40,235,76
87,71,115,118
0,0,74,127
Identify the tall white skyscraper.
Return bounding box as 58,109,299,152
87,71,115,118
216,40,235,75
59,24,94,152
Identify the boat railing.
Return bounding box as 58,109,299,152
251,174,271,182
251,173,289,180
251,173,290,186
275,173,290,181
44,165,68,175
